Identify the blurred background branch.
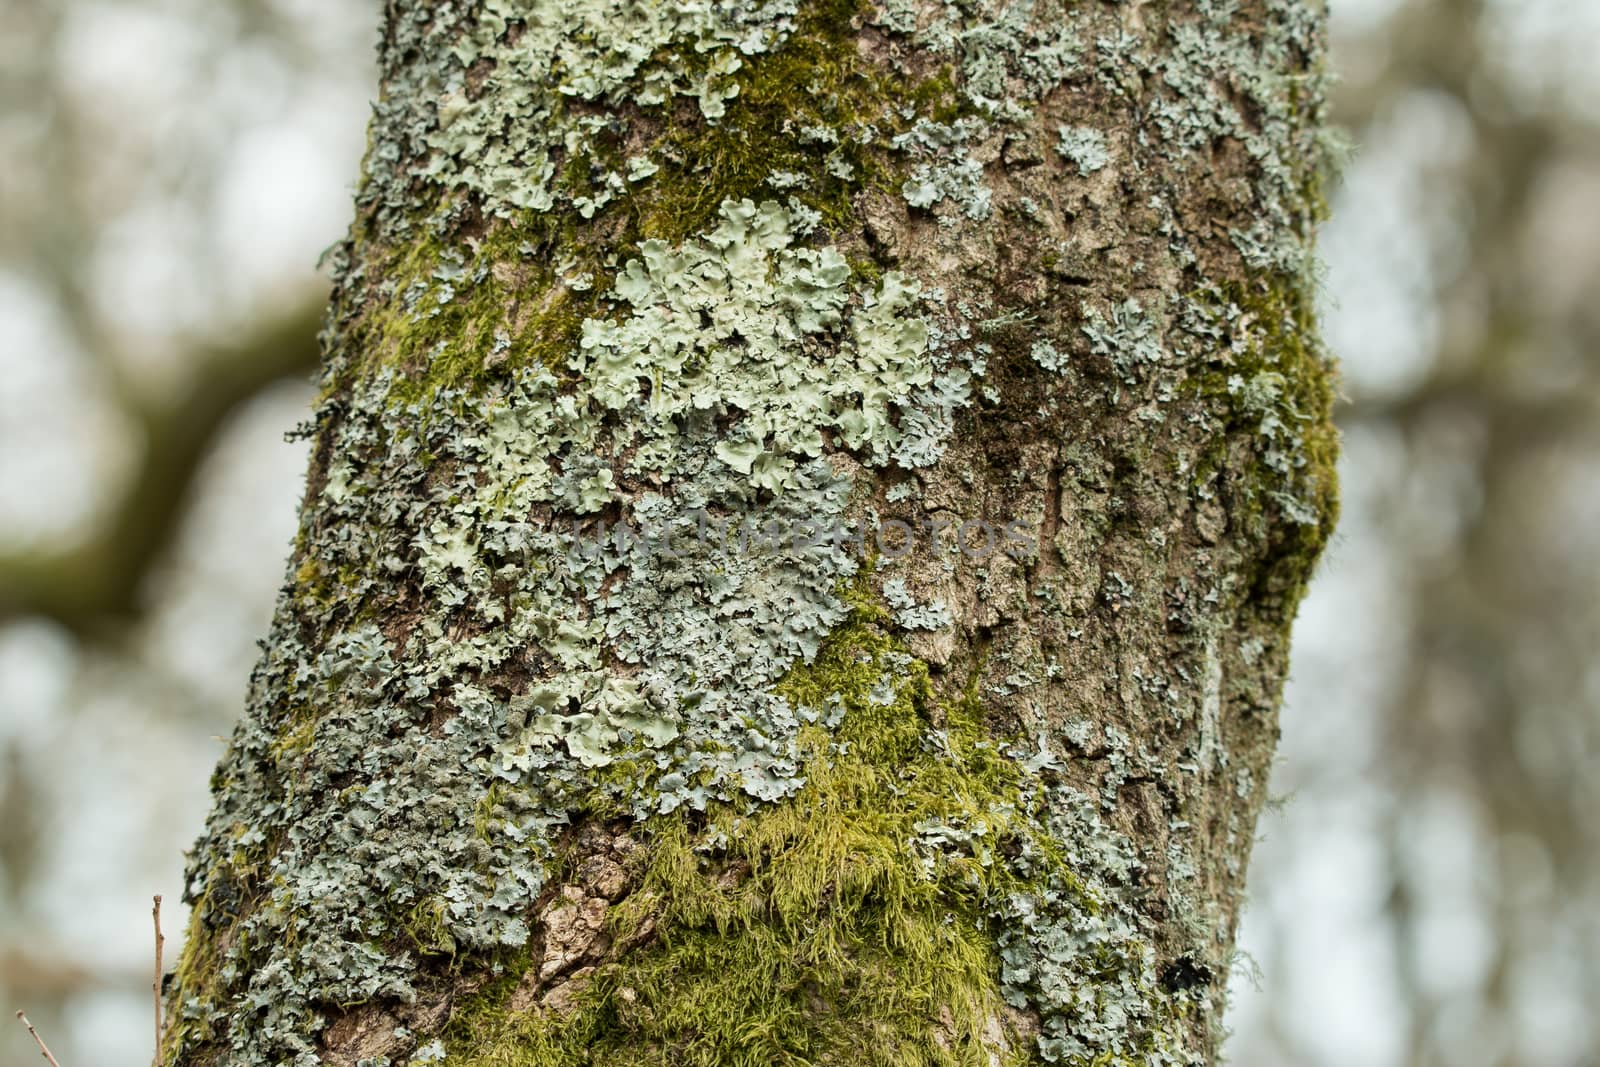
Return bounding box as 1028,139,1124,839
0,303,321,631
0,1,372,1058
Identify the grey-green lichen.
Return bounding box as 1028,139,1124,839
366,0,799,225
172,0,1339,1064
433,592,1204,1067
1054,126,1108,176
172,198,983,1062
575,198,937,485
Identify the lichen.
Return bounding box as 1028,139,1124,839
437,589,1201,1067
1175,272,1340,622
1054,126,1109,176
170,191,974,1061
363,0,800,228
575,198,934,484
171,0,1340,1063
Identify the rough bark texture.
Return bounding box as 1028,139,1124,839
168,2,1338,1065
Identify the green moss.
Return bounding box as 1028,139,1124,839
1184,276,1341,617
331,204,608,406
327,0,976,406
269,715,315,767
164,874,251,1064
1257,288,1340,608
628,0,895,243
435,584,1047,1067
475,783,509,842
403,895,460,959
426,576,1193,1066
646,2,979,242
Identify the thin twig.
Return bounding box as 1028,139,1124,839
14,1011,63,1067
151,894,165,1067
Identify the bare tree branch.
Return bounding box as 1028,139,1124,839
13,1011,62,1067
0,301,323,633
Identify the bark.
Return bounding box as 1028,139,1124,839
168,2,1338,1065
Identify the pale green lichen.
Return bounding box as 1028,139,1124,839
902,157,994,220
1082,299,1166,385
171,194,969,1063
173,0,1338,1063
370,0,799,224
1054,126,1108,176
436,591,1203,1067
576,198,933,488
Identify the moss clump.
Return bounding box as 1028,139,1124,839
330,202,609,406
1183,276,1340,617
403,895,460,959
164,903,223,1059
328,0,977,405
436,586,1041,1067
626,0,904,244
164,870,256,1063
268,714,315,767
1244,279,1340,611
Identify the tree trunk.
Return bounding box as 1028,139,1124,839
168,2,1337,1065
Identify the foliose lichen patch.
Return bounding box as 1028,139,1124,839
433,591,1207,1066
172,0,1339,1064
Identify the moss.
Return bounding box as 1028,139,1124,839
626,0,899,244
428,566,1200,1066
403,895,460,959
164,875,252,1063
327,0,976,406
627,20,978,244
1183,275,1341,617
434,582,1045,1066
331,204,610,406
167,744,305,1061
269,715,316,767
288,547,384,629
1246,291,1340,616
475,783,509,842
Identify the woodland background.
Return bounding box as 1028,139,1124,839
1,0,1596,1064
